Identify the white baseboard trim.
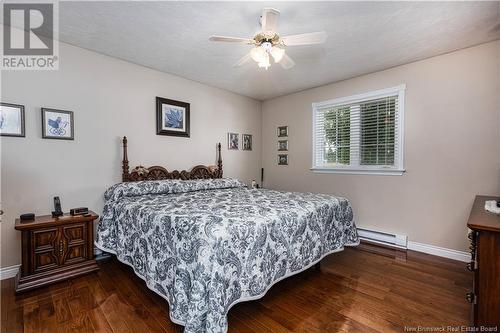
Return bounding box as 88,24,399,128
0,264,20,280
407,241,470,262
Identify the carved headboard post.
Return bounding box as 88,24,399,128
122,136,130,182
217,142,223,178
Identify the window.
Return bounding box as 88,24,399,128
312,85,405,175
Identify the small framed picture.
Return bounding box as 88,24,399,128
156,97,190,137
278,140,288,151
242,134,252,151
278,154,288,165
228,132,239,150
42,108,74,140
0,103,25,137
277,126,288,137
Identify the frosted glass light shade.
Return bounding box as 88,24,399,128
251,46,267,63
258,53,270,69
270,47,285,63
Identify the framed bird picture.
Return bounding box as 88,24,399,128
42,108,74,140
156,97,190,137
0,102,25,137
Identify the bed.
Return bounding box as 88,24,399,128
95,137,359,333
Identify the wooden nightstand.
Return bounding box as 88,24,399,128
14,211,100,292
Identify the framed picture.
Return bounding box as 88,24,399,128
278,140,288,151
0,103,25,137
228,132,239,150
42,108,74,140
277,126,288,137
242,134,252,151
278,154,288,165
156,97,190,137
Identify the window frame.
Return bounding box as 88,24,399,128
311,84,406,176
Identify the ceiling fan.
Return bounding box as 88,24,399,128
209,8,327,70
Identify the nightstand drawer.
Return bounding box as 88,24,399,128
62,223,86,242
61,223,88,265
64,243,87,265
32,228,60,273
32,228,58,251
34,249,59,273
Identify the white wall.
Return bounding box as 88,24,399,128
262,41,500,252
0,42,262,268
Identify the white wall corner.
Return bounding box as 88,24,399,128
0,264,20,280
407,241,471,262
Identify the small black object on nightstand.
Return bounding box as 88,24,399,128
20,213,35,221
51,196,63,217
70,207,89,216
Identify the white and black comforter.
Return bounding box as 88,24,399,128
96,178,359,333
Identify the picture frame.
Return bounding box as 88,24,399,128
156,97,190,137
278,154,288,165
278,140,288,151
277,126,288,137
228,132,239,150
242,134,252,151
42,108,74,140
0,102,25,137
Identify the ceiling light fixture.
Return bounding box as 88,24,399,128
249,42,283,70
250,44,283,70
209,8,327,70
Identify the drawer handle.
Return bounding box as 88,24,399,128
466,292,475,303
466,262,475,271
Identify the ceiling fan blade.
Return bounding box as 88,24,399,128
234,52,252,67
279,53,295,69
281,31,327,46
209,36,252,43
261,8,280,34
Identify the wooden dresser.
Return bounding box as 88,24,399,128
466,195,500,328
14,212,100,292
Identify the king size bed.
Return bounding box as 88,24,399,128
95,137,359,333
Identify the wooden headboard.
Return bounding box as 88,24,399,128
121,136,223,182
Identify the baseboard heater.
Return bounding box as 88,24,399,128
357,228,408,249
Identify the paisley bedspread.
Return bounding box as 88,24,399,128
95,178,359,333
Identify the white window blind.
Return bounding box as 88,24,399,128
312,85,405,175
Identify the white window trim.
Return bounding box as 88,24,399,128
311,84,406,176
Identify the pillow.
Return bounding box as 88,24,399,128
104,178,246,202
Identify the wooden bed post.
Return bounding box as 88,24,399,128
217,143,223,178
122,136,129,182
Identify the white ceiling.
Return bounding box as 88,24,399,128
55,2,500,100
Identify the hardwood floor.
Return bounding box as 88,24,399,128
1,244,471,333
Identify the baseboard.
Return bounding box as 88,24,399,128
0,264,20,280
407,241,470,262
